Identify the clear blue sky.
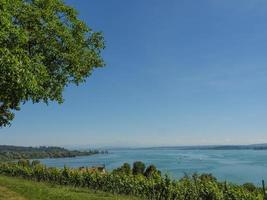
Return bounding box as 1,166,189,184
1,0,267,147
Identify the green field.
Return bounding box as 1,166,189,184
0,175,139,200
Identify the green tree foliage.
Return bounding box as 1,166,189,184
198,173,217,182
0,0,105,127
113,163,131,175
31,160,41,166
17,159,30,167
0,145,106,161
132,161,145,175
144,164,161,178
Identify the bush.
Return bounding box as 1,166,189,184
199,173,217,182
113,163,131,175
132,161,145,175
18,159,30,167
31,160,41,166
144,164,161,178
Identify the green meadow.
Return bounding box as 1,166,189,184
0,175,139,200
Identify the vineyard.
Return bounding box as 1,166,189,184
0,160,264,200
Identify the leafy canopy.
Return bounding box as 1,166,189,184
0,0,105,127
132,161,145,175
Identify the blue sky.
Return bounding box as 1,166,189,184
1,0,267,147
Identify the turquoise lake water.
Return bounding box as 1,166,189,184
39,149,267,185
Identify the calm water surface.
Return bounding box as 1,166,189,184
39,149,267,185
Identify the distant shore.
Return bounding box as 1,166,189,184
118,143,267,151
0,145,108,162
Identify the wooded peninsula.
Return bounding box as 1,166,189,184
0,145,107,161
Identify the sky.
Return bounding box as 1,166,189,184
1,0,267,147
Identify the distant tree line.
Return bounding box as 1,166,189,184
0,145,108,161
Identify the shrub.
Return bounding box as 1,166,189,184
113,163,131,175
144,164,161,178
18,159,30,167
132,161,145,175
31,160,41,166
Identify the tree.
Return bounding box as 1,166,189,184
18,159,30,167
144,164,161,178
113,163,131,175
0,0,105,127
31,160,41,166
132,161,145,175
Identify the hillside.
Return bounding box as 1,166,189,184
144,143,267,150
0,175,138,200
0,145,107,161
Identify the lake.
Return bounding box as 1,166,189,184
39,148,267,185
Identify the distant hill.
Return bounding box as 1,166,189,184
187,144,267,150
143,143,267,150
0,145,107,161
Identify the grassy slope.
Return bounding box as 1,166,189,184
0,175,139,200
0,185,26,200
